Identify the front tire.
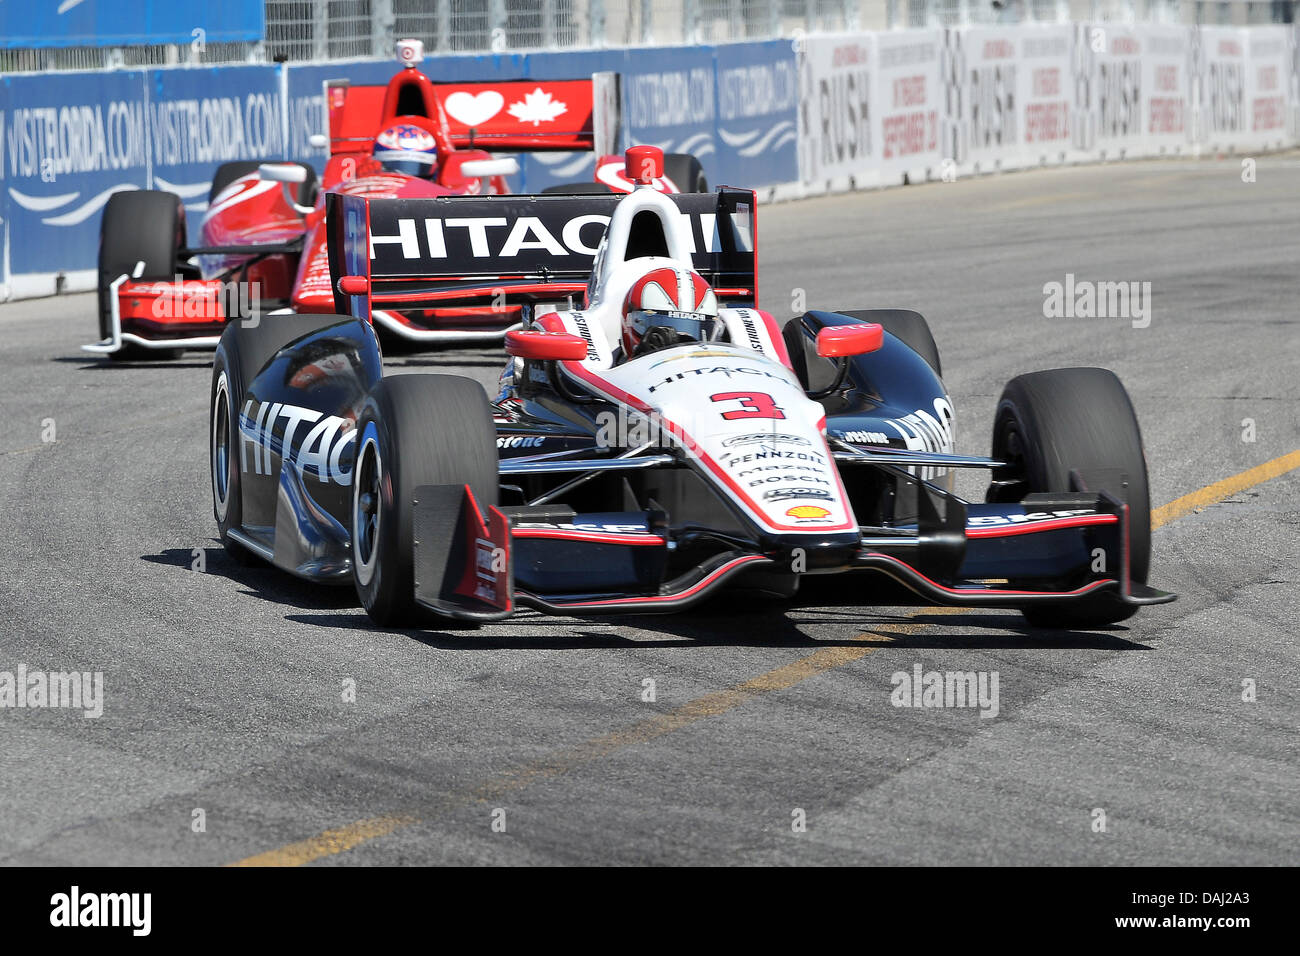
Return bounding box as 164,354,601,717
98,190,188,360
210,312,355,563
987,367,1151,627
351,375,498,627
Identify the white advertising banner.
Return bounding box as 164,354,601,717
1018,26,1076,165
1138,24,1192,155
1243,26,1290,151
1090,24,1146,158
873,29,943,184
1291,24,1300,141
942,25,1075,173
797,33,876,187
1195,27,1249,152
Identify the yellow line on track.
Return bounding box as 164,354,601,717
1151,449,1300,530
228,814,418,868
227,452,1300,866
227,621,939,866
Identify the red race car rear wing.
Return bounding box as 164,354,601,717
325,188,758,318
325,71,620,156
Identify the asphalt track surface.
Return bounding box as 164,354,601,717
1,155,1297,866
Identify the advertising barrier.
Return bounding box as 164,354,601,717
1,70,151,296
1196,27,1250,153
1,64,287,297
1,25,1296,300
1140,24,1192,156
874,29,943,185
798,33,874,190
1243,27,1291,152
281,42,797,195
1091,24,1145,159
941,25,1076,175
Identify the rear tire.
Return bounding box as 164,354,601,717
351,375,499,627
663,153,708,193
97,190,188,360
541,182,613,195
210,313,354,564
987,368,1151,627
835,309,941,378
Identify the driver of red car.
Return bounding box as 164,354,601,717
621,265,720,359
372,121,440,179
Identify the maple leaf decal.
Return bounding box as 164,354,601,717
507,88,568,126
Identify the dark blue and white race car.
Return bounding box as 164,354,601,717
208,146,1174,628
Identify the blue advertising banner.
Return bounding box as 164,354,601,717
0,39,796,291
281,42,798,195
0,64,282,280
706,39,799,188
1,70,149,279
146,64,284,235
1,1,264,49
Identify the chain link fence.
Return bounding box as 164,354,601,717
1,0,1293,72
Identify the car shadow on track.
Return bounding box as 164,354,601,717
53,356,215,371
142,546,1150,651
142,545,360,611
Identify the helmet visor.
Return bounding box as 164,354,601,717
373,153,436,178
631,310,717,344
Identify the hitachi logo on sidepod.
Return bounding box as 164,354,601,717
240,400,356,485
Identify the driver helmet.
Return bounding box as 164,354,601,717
622,266,719,357
372,122,439,178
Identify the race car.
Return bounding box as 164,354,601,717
86,39,707,360
208,145,1175,629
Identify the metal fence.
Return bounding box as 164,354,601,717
261,1,862,55
1,0,1293,73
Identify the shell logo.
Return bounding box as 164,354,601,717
786,505,830,519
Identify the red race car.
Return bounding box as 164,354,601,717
85,40,708,359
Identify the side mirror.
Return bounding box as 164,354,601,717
807,322,884,399
337,275,369,295
458,157,521,179
258,163,308,183
308,133,329,150
505,330,588,362
816,323,884,357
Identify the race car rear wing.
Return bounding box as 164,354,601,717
324,72,620,156
325,189,758,318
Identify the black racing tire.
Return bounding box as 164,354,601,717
541,182,614,195
351,375,499,628
987,367,1151,628
663,152,708,193
209,160,318,206
835,309,942,378
97,190,188,360
210,312,353,564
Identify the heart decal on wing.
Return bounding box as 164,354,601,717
443,90,505,127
